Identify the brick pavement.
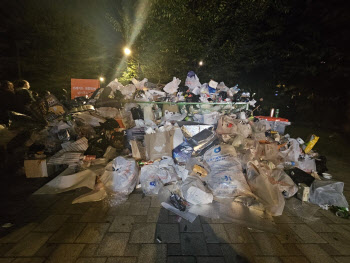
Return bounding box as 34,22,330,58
0,158,350,263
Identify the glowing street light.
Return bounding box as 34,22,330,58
99,77,105,82
199,61,203,66
124,47,131,56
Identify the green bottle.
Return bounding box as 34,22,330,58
275,109,279,118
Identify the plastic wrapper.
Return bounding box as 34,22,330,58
100,157,138,195
285,197,320,221
180,176,213,205
204,145,252,198
188,128,219,156
304,134,319,153
309,180,349,208
245,163,285,216
178,122,214,138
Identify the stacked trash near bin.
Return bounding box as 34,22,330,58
3,71,348,231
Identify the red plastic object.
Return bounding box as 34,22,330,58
255,116,289,122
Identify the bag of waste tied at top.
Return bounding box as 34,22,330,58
100,156,138,195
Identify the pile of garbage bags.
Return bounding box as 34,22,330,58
2,72,348,231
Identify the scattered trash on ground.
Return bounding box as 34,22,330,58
1,72,348,233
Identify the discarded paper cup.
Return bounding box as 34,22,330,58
322,173,332,179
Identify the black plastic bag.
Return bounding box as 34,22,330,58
131,106,144,120
315,156,328,174
285,168,315,187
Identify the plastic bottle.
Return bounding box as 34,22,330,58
283,161,295,169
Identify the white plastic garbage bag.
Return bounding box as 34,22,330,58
164,77,181,94
185,71,201,91
100,157,138,195
140,165,163,195
309,180,349,208
245,163,285,216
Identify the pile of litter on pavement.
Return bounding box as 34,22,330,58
1,71,348,232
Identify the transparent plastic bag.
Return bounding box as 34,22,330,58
279,139,301,163
204,145,252,198
285,197,320,221
180,176,213,205
309,180,349,208
100,157,138,195
270,169,298,198
140,165,163,195
245,163,285,216
235,121,252,138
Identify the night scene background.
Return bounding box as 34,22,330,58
0,0,349,131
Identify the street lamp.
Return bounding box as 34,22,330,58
124,47,131,56
199,61,203,66
99,77,105,82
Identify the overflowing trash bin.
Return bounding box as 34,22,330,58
1,71,349,232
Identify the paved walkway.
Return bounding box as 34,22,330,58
0,157,349,263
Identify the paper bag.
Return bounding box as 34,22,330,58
130,140,146,160
145,131,172,161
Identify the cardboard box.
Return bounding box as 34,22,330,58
24,159,48,178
